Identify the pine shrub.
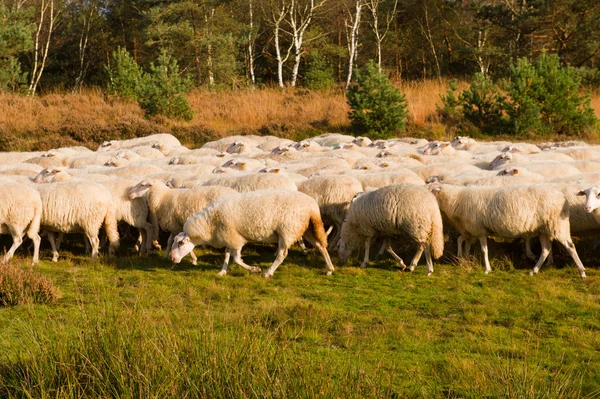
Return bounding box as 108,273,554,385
346,61,408,139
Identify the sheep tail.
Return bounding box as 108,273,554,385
430,209,445,259
26,203,42,240
309,209,329,249
104,207,120,257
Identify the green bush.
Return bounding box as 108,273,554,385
505,54,596,136
304,54,335,91
0,57,28,93
105,46,143,101
437,53,598,137
106,48,193,121
346,61,408,139
138,50,193,121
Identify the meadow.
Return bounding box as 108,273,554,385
0,235,600,398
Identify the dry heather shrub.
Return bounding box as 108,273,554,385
0,264,60,306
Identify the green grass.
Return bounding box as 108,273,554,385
1,238,600,398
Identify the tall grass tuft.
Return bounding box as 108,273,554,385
0,263,60,306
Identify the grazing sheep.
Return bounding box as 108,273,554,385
297,175,363,248
33,182,120,262
128,180,236,263
430,184,586,277
0,183,42,265
97,133,181,152
170,190,335,277
338,185,444,276
348,171,425,189
202,173,298,192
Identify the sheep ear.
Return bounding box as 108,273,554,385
443,143,451,148
576,190,586,196
239,162,246,167
513,168,519,175
273,168,281,174
431,186,443,195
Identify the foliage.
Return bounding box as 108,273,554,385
303,53,336,91
105,46,144,101
138,50,193,121
0,263,60,306
505,54,597,136
346,61,408,138
459,72,507,135
0,2,35,93
106,47,192,121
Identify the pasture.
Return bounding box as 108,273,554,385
0,237,599,398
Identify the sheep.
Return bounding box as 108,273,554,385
202,173,298,192
338,185,444,276
97,133,181,152
489,152,575,170
128,180,237,263
297,175,363,248
352,136,373,147
201,136,260,152
33,181,120,262
430,184,586,277
170,190,335,277
151,143,191,157
348,171,425,189
33,168,155,254
0,183,42,265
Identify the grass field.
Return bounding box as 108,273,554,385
1,235,600,398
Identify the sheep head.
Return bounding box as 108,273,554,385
577,186,600,214
171,233,196,264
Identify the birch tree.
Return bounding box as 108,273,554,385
366,0,398,73
28,0,61,95
267,0,293,87
344,0,363,89
287,0,328,87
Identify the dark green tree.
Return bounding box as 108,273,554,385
346,61,408,138
0,2,35,92
105,46,144,101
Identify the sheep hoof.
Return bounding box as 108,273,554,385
426,272,433,277
529,270,536,276
262,272,272,278
484,269,491,274
409,266,415,272
326,270,333,276
217,270,227,276
192,260,197,266
52,257,58,263
580,272,587,279
251,266,261,273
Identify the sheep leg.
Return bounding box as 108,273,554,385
263,239,290,278
303,227,335,275
163,233,175,259
217,248,232,276
408,245,424,271
87,234,100,260
361,237,371,268
558,239,586,278
29,232,41,265
457,235,465,258
479,237,492,274
142,222,154,254
232,248,261,274
545,247,554,266
48,232,60,262
525,238,537,261
297,238,308,253
530,235,551,276
376,242,386,258
464,239,473,258
2,229,23,264
424,245,434,276
384,240,406,270
327,227,341,250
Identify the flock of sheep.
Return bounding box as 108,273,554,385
1,132,599,278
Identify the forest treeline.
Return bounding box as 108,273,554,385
2,0,600,94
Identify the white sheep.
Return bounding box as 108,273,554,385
430,184,586,277
33,181,120,262
0,183,42,265
128,180,237,263
97,133,181,152
338,185,444,276
170,190,335,277
202,173,298,192
297,175,363,248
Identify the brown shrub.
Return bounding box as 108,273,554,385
0,263,61,306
